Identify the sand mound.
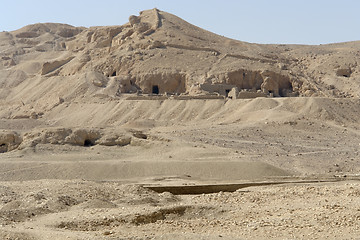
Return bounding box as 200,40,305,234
0,231,36,240
35,97,360,127
0,180,180,226
0,160,291,182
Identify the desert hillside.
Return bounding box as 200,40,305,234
1,8,360,103
0,8,360,240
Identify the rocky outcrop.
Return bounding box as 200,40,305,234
0,131,22,153
93,26,123,48
18,128,102,149
2,128,149,151
20,128,72,148
97,133,132,146
41,57,75,75
227,87,239,99
56,27,83,38
130,8,161,35
15,32,40,38
261,77,279,96
260,71,293,97
135,72,187,94
336,68,352,77
65,129,102,146
1,8,359,103
204,69,294,97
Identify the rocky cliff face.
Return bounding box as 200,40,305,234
0,8,359,104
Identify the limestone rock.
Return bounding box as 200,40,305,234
19,128,72,149
133,22,151,34
149,40,165,49
98,134,132,146
129,15,141,26
56,27,83,38
41,57,75,75
227,87,239,99
260,70,292,97
15,31,39,38
65,129,102,146
135,72,187,94
336,68,352,77
0,131,22,152
18,128,103,149
15,127,142,149
261,77,279,96
131,131,148,139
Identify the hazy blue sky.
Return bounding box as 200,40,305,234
1,0,359,45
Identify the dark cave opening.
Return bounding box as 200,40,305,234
0,143,7,153
83,139,94,147
152,85,159,94
225,89,231,97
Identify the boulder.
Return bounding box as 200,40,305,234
336,68,352,77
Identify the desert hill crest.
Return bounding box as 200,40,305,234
0,8,359,106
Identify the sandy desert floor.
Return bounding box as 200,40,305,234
1,97,360,239
0,180,359,239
